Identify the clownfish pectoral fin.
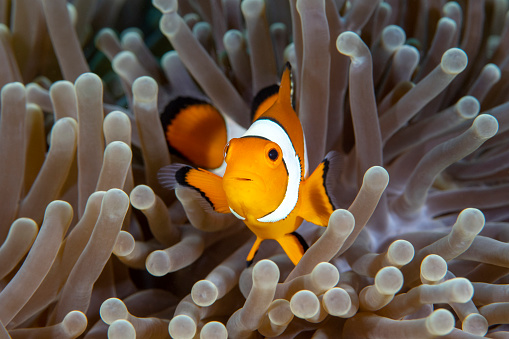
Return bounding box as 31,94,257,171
160,97,228,170
158,164,230,214
277,232,309,265
299,151,340,226
246,237,263,267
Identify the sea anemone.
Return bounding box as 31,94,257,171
0,0,508,338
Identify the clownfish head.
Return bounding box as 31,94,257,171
222,137,288,220
222,64,305,223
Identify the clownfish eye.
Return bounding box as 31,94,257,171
268,148,279,161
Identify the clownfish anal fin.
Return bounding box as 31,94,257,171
299,151,340,226
290,232,309,252
158,164,230,214
277,233,308,265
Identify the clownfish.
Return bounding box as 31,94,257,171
159,65,337,265
160,78,279,174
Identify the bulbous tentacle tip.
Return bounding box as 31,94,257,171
159,11,181,37
381,25,406,52
456,96,479,119
113,231,135,257
441,48,468,75
420,254,447,282
328,209,355,234
472,114,499,139
252,259,280,287
192,280,219,307
483,63,502,82
108,319,136,339
363,166,389,192
223,30,244,51
74,72,102,99
62,311,87,337
290,290,320,319
462,313,489,336
426,309,455,336
102,189,130,218
450,278,474,303
387,240,415,266
241,0,265,19
200,321,228,339
374,266,403,295
456,208,485,235
100,298,128,325
152,0,178,14
336,31,364,58
169,315,197,339
310,262,340,290
132,76,158,103
146,249,171,277
1,82,26,100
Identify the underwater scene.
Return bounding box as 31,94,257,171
0,0,508,338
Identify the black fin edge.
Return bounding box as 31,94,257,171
158,164,188,190
321,151,342,211
160,97,212,163
250,84,280,121
158,164,220,213
160,96,210,128
291,231,309,253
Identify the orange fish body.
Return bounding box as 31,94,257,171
159,65,336,265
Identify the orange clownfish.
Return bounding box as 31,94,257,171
159,65,337,265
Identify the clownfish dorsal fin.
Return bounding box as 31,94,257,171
251,84,279,122
299,151,340,226
277,63,293,110
251,63,294,122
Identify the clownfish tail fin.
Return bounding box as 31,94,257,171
323,151,342,209
160,97,227,170
299,151,341,226
158,164,230,214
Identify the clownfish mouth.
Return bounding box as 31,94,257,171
234,177,253,181
223,170,266,192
